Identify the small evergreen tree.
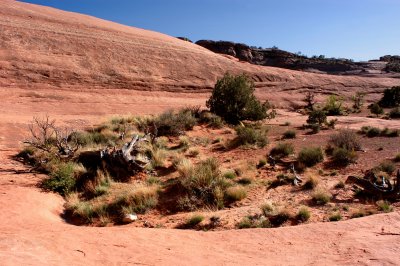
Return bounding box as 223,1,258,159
379,86,400,108
206,73,273,124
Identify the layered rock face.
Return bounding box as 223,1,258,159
195,40,400,77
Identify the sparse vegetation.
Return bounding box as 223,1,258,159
297,206,311,222
376,200,393,213
282,130,296,139
306,109,327,127
303,175,319,190
369,103,384,117
297,147,324,167
225,186,247,202
312,189,332,205
206,73,275,124
329,212,342,221
324,95,344,116
185,214,204,228
379,86,400,108
231,125,268,148
269,142,294,159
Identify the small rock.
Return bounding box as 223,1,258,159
122,214,138,223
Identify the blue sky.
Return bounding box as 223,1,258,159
22,0,399,61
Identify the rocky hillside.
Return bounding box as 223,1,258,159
0,0,398,95
195,40,400,77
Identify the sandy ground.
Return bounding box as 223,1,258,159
1,87,400,265
1,0,400,265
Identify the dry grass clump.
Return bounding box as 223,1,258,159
282,130,296,139
185,214,204,228
376,200,393,213
296,206,311,222
231,125,268,148
311,189,332,205
269,142,294,159
178,158,229,210
394,153,400,162
329,212,342,221
329,129,361,151
303,174,319,190
225,186,247,202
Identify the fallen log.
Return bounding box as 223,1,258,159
346,169,400,201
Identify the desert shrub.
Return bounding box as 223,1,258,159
236,177,251,185
178,136,190,149
225,186,247,202
325,118,338,129
271,210,291,227
237,217,253,229
329,129,361,151
324,95,344,116
223,170,236,180
151,147,168,168
307,109,327,126
312,189,332,205
297,147,324,167
329,212,342,221
303,175,319,190
282,130,296,139
303,91,316,110
199,112,224,128
260,202,275,216
269,142,294,159
352,92,365,112
309,123,320,134
366,127,381,137
389,107,400,119
394,153,400,162
257,159,267,168
175,158,194,178
380,128,399,137
41,162,80,196
237,215,271,229
369,103,384,117
296,206,311,222
185,214,204,227
331,147,358,165
206,73,274,124
379,86,400,108
178,158,228,209
187,148,200,157
376,200,393,213
116,185,159,214
351,209,366,218
153,109,197,136
232,126,268,148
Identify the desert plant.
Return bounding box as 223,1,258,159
297,147,324,167
199,112,224,128
223,170,236,180
312,189,332,205
307,109,327,126
303,175,319,190
41,162,79,196
369,103,384,117
334,180,345,189
187,148,200,157
329,129,361,151
324,95,344,115
303,91,316,110
366,127,381,137
269,142,294,159
352,92,365,112
185,214,204,227
389,107,400,119
376,161,396,175
282,130,296,139
260,202,275,216
331,147,358,165
394,153,400,162
206,73,274,124
379,86,400,108
225,186,247,202
237,177,252,185
153,109,197,136
329,212,342,221
257,159,267,168
232,125,268,148
376,200,393,213
296,206,311,222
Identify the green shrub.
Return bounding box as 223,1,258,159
369,103,384,117
329,212,342,221
237,217,253,229
376,200,393,213
366,127,381,137
307,109,327,126
225,186,247,202
270,142,294,159
312,189,332,205
186,214,204,227
41,162,77,196
379,86,400,108
257,159,267,168
232,126,268,148
389,107,400,119
199,112,224,128
298,147,324,167
223,170,236,179
297,206,311,222
206,73,274,124
352,92,365,112
282,130,296,139
331,147,358,165
324,95,344,116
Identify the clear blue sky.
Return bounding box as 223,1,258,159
22,0,399,61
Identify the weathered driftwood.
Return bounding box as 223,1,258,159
290,164,303,186
100,134,150,180
346,170,400,200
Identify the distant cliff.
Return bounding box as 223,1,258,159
195,40,400,77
